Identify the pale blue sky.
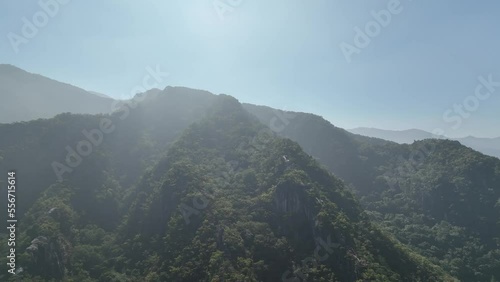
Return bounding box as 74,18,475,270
1,0,499,138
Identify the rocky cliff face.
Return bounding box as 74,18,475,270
27,235,71,279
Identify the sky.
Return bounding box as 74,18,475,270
1,0,499,138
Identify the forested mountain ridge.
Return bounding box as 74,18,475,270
0,94,455,281
0,86,217,223
244,104,500,281
0,87,497,280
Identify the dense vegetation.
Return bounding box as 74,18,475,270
245,104,500,281
0,87,497,280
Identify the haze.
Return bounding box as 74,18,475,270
1,0,500,138
1,2,500,281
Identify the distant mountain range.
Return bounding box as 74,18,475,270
2,63,497,160
349,127,500,159
0,64,113,123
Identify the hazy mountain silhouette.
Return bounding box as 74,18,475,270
458,135,500,159
88,91,112,99
349,127,500,158
0,64,114,123
349,127,438,143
